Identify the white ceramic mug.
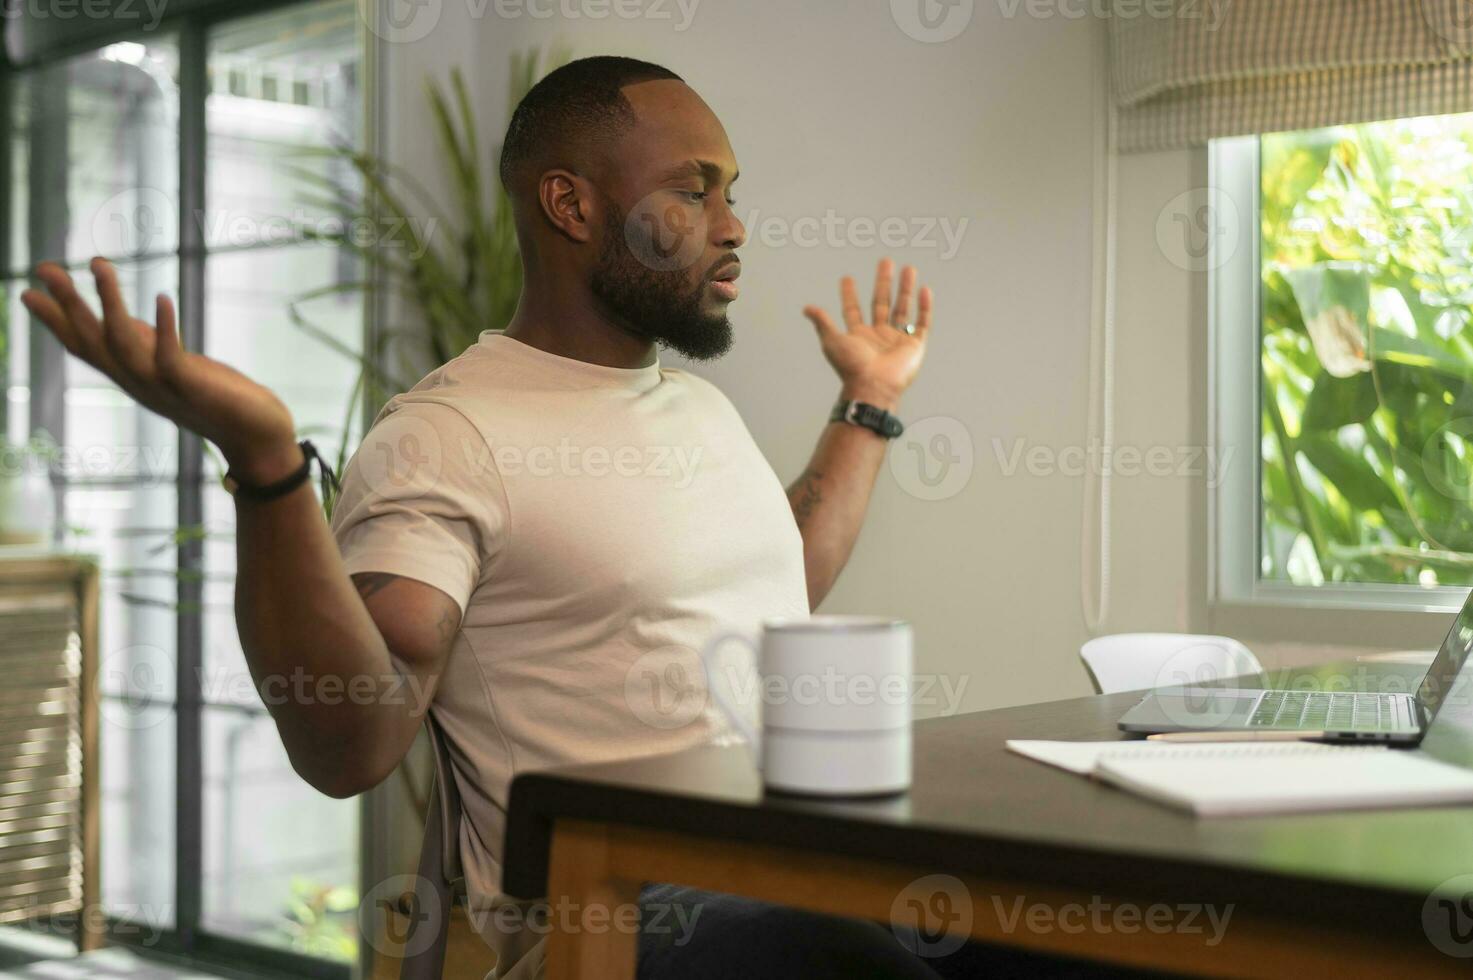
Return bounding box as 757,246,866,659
700,615,912,796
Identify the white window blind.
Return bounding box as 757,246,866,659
1112,0,1473,151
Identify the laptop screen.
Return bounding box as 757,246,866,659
1417,588,1473,718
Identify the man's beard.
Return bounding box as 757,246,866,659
590,203,734,361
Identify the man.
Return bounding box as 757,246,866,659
24,56,941,978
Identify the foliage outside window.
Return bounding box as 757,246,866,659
1260,115,1473,588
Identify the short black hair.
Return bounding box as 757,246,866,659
498,55,683,195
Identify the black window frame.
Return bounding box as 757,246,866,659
2,3,368,977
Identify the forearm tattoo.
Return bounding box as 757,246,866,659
791,467,824,528
352,572,399,601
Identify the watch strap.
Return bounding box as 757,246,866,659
222,440,340,502
830,399,905,439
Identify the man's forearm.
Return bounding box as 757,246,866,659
787,389,895,609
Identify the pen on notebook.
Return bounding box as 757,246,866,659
1145,731,1332,743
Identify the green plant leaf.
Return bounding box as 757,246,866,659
1301,372,1378,430
1298,435,1398,513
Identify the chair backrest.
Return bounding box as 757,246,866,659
398,715,465,980
425,717,465,891
1079,633,1264,695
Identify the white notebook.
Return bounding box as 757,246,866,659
1006,740,1473,817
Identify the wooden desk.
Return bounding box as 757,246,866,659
504,660,1473,979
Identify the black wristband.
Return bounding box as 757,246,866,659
223,440,339,502
830,399,905,439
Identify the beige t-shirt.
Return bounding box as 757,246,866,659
330,332,809,968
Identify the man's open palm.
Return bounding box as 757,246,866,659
22,258,298,480
803,258,933,404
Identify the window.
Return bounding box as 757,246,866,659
1214,115,1473,611
4,1,365,974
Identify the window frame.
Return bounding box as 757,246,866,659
3,3,370,977
1210,133,1473,616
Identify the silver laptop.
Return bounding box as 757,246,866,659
1117,589,1473,745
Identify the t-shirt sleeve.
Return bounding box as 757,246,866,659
329,399,506,615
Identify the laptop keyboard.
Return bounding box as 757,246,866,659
1248,691,1411,731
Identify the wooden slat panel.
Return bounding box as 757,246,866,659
0,798,75,824
0,809,80,828
0,894,78,923
0,555,95,946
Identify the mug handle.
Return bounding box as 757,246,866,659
699,630,761,768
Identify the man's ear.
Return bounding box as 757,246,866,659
537,169,600,244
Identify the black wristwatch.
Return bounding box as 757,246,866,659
830,399,905,439
222,439,340,502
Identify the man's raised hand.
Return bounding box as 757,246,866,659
22,257,303,484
